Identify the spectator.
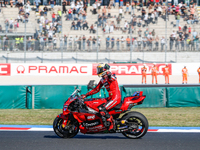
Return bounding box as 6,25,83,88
82,10,87,21
34,0,41,11
124,20,128,31
194,36,199,51
69,37,73,50
120,0,123,7
102,6,107,16
49,0,55,10
176,12,180,27
39,21,43,33
97,0,101,14
105,23,109,34
64,34,68,50
82,21,89,30
183,24,187,32
169,34,175,51
119,6,123,18
186,37,191,51
57,19,62,33
72,6,77,20
111,37,115,50
78,37,82,50
116,16,121,30
74,36,78,50
161,36,166,51
121,36,125,50
82,35,86,50
192,30,197,39
9,19,14,33
92,2,97,14
194,15,199,24
71,21,76,30
110,21,114,33
62,0,67,14
25,6,30,16
116,38,120,51
144,28,149,37
87,36,92,51
76,20,82,30
98,36,101,50
126,36,131,50
155,36,159,51
14,19,18,33
175,37,180,51
106,36,110,49
68,8,72,20
187,15,194,24
4,37,9,51
92,36,96,50
83,0,88,13
98,14,103,27
43,5,48,16
90,24,95,33
52,12,56,23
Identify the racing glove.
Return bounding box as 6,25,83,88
81,94,87,99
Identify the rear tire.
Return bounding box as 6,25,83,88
121,111,148,139
53,117,79,138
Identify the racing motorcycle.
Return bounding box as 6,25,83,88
53,89,148,139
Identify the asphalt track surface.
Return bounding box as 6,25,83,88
0,131,200,150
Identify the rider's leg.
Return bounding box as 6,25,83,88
98,100,119,131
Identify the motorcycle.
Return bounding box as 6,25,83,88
53,88,148,139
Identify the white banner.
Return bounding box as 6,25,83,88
172,63,200,75
11,64,92,76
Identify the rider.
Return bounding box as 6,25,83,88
82,63,121,131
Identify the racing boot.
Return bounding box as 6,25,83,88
106,115,115,132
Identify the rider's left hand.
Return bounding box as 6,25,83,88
81,94,86,99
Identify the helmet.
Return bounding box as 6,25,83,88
96,63,110,77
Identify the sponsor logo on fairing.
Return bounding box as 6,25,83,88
87,115,95,120
83,121,99,127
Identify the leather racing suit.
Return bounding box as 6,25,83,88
85,71,121,130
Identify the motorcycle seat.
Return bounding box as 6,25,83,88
109,103,122,110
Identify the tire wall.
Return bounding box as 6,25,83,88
0,85,200,109
0,86,26,109
166,87,200,107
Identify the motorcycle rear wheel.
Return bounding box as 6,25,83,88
121,111,148,139
53,117,79,138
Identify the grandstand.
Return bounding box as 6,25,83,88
0,2,200,63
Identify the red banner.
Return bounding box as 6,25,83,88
0,64,11,76
92,64,172,75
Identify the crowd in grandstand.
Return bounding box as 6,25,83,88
0,0,199,51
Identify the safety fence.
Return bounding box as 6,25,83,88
0,85,200,109
0,40,200,52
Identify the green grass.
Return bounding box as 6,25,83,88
0,107,199,126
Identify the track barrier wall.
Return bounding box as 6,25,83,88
166,87,200,107
0,85,200,109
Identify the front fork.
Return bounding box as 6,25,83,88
57,113,70,128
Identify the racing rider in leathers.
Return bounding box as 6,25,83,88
82,63,121,131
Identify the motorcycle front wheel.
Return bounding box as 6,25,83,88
53,117,79,138
121,111,149,139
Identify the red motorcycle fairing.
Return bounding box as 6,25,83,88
84,98,108,112
73,112,107,134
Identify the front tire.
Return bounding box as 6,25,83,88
53,116,79,138
121,111,148,139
